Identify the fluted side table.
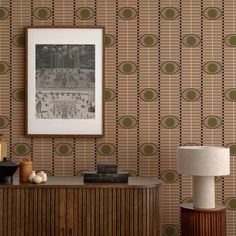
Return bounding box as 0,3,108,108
181,203,226,236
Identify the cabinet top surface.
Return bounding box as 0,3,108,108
0,176,162,188
181,203,226,211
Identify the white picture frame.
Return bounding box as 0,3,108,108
26,26,104,136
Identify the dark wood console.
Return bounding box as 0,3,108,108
0,177,162,236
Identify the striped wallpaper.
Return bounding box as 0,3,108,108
0,0,236,235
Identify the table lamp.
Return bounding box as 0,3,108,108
177,146,230,209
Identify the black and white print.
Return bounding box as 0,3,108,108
35,44,95,119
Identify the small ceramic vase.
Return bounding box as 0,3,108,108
33,175,43,184
20,157,32,182
37,171,47,182
28,171,36,183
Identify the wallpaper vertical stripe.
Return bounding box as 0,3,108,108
1,0,236,235
221,0,225,206
179,2,183,234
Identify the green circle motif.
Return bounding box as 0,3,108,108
207,117,217,128
105,90,111,101
185,198,193,203
101,145,111,155
186,36,196,46
144,36,154,46
165,226,175,236
123,63,132,73
229,91,236,101
0,117,5,128
165,172,175,182
59,145,69,155
16,35,25,47
0,9,5,19
230,144,236,155
16,145,26,155
144,90,154,101
229,199,236,209
207,63,217,73
229,36,236,46
123,117,132,128
123,9,133,19
80,9,90,19
165,63,175,73
208,9,217,19
105,36,111,46
38,9,48,19
144,145,153,155
165,9,175,19
165,117,175,128
16,90,25,101
0,63,5,73
186,90,196,101
215,176,221,183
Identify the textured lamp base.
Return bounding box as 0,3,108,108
193,176,215,208
181,203,226,236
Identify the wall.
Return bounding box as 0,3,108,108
0,0,236,235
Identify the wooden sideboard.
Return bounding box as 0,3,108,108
0,177,162,236
181,203,226,236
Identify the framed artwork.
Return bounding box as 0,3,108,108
25,26,104,136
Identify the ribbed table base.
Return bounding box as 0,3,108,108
181,203,226,236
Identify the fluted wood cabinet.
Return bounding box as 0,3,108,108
181,203,226,236
0,177,162,236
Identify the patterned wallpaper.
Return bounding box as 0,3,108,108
0,0,236,235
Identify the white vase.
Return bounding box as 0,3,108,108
33,175,43,184
37,171,47,182
28,171,36,183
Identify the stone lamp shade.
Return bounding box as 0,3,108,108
177,146,230,209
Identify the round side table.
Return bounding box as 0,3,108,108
180,203,226,236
